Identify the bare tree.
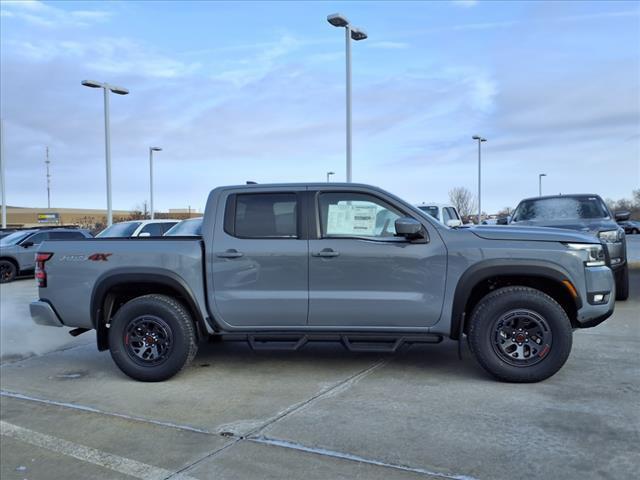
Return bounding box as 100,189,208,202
448,187,477,218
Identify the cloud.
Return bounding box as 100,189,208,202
367,41,410,50
452,0,478,7
0,0,112,28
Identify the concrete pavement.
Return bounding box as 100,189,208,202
1,273,639,479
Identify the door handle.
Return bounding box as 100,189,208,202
312,249,340,258
216,249,244,258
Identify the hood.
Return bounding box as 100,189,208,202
471,225,598,243
510,218,617,234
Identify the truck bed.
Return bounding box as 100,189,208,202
38,238,207,330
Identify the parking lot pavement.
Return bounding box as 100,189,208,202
1,273,639,479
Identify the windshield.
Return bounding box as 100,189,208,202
164,218,203,236
512,197,609,222
96,222,141,238
0,231,34,245
418,206,439,219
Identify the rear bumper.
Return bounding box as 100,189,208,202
30,301,63,327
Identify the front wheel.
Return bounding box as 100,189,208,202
467,286,573,383
108,294,198,381
615,266,629,301
0,260,17,283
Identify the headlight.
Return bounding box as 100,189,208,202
598,229,622,243
565,243,606,267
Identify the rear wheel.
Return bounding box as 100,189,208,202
467,286,573,383
615,266,629,301
108,294,198,381
0,260,17,283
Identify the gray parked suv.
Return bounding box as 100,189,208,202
30,183,615,383
510,194,629,300
0,228,92,282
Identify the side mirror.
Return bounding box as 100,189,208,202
496,217,508,225
395,217,426,242
21,241,34,248
615,211,630,222
138,232,151,237
446,219,462,228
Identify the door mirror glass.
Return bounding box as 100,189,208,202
395,217,423,238
615,211,630,222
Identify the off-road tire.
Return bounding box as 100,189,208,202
615,265,629,301
108,294,198,381
467,286,573,383
0,260,17,283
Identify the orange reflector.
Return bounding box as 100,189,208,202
562,280,578,299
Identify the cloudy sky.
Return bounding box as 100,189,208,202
1,0,638,213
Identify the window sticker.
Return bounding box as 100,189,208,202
327,204,378,235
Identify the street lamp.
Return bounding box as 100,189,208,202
326,171,335,182
327,13,367,183
472,135,487,224
149,147,162,219
81,79,129,226
538,173,547,197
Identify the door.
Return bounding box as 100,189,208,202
211,191,308,328
308,191,447,328
17,232,50,270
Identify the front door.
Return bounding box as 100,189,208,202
308,191,447,328
211,190,308,328
17,231,50,270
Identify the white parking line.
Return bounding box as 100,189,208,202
0,420,198,480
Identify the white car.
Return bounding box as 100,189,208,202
416,203,463,227
97,219,180,238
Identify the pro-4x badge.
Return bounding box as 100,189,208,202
88,253,112,261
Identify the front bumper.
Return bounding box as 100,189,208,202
30,301,63,327
575,266,615,328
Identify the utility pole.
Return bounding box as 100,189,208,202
45,146,51,209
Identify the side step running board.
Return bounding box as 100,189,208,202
226,332,443,353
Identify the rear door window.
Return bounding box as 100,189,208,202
231,193,298,238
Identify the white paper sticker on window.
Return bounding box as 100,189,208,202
327,204,377,235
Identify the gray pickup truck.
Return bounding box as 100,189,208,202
30,183,615,383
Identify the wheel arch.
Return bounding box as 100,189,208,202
91,268,208,351
450,261,582,340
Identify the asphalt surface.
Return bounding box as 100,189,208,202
0,268,639,480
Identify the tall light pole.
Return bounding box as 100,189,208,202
327,13,367,183
0,119,6,228
81,80,129,226
472,135,487,224
45,146,51,209
149,147,162,219
326,171,335,182
538,173,547,197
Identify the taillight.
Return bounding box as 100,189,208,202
35,252,53,288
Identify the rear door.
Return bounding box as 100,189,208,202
210,189,309,328
308,189,447,328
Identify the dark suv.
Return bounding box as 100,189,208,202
0,227,92,283
510,194,628,300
